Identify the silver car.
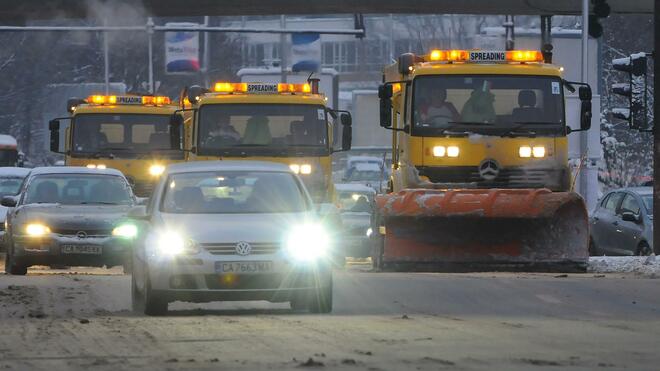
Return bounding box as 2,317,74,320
0,167,30,250
130,161,333,316
589,187,654,256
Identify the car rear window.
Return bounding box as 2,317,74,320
160,171,310,214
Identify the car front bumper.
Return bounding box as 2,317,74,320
145,254,332,303
12,235,131,267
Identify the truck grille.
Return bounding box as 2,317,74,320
201,242,280,255
416,166,563,189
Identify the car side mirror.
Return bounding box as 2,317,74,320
169,114,183,149
621,211,640,223
1,196,17,208
127,205,150,221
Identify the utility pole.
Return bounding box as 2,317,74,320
579,0,589,206
147,17,154,94
280,15,287,83
202,16,210,87
103,21,110,94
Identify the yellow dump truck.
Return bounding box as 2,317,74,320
174,80,352,203
49,95,182,196
374,49,593,271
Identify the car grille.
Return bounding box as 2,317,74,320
50,228,112,238
416,166,562,189
201,242,280,255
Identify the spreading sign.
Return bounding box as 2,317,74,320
469,51,507,62
165,23,200,74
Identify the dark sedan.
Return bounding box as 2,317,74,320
2,167,139,275
589,187,654,256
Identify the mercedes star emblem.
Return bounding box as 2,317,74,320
235,241,252,256
478,159,500,181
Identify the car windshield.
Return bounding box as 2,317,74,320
412,75,565,136
24,174,133,205
161,171,310,214
71,114,181,157
337,191,373,213
197,104,329,156
642,195,653,215
0,176,24,197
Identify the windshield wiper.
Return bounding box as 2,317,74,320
79,201,121,205
498,121,560,137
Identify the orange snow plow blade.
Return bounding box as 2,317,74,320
374,189,589,272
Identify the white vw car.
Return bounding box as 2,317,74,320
130,161,333,315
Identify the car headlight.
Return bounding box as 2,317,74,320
433,146,459,157
25,223,51,237
112,224,138,239
289,164,312,175
285,223,330,261
156,231,198,256
149,164,165,177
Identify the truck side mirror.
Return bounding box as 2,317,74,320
579,86,592,131
187,85,205,104
49,119,60,153
169,114,183,149
342,122,352,151
378,85,393,128
340,112,352,127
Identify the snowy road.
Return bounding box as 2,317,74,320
1,260,659,370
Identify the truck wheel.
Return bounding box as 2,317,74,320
309,280,333,314
5,245,27,275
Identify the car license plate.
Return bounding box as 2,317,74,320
61,245,102,255
215,261,273,274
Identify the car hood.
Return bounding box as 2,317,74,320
14,204,132,231
159,212,316,244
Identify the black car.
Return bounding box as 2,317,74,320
589,187,654,256
2,167,139,275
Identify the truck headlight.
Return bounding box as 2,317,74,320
86,164,106,169
519,146,532,158
433,146,459,157
149,164,165,177
289,164,312,175
285,223,330,261
532,146,546,158
112,224,138,239
25,223,51,237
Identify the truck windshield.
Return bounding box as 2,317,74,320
197,104,329,156
71,114,181,158
412,75,565,136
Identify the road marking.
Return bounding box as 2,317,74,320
535,294,562,304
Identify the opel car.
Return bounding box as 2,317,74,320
2,167,138,275
0,167,30,250
130,161,333,315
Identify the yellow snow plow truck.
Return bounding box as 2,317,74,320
374,49,593,272
172,80,352,203
49,95,182,196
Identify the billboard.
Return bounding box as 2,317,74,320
291,33,321,73
165,23,200,74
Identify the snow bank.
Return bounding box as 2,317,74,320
588,255,660,276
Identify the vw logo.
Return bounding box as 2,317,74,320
478,159,500,181
235,241,252,256
76,231,87,239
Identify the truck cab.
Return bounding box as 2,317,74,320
177,81,352,203
49,95,183,196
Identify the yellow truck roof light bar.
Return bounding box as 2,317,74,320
84,95,172,106
211,81,313,95
426,49,544,63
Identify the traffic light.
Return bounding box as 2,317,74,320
611,52,648,130
589,0,610,38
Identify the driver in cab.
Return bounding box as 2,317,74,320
206,116,241,146
418,87,459,127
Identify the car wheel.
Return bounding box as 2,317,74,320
5,244,27,275
309,280,333,314
131,272,145,313
636,242,652,256
122,253,133,275
143,275,168,316
588,237,601,256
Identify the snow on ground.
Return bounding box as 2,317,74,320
589,255,660,276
